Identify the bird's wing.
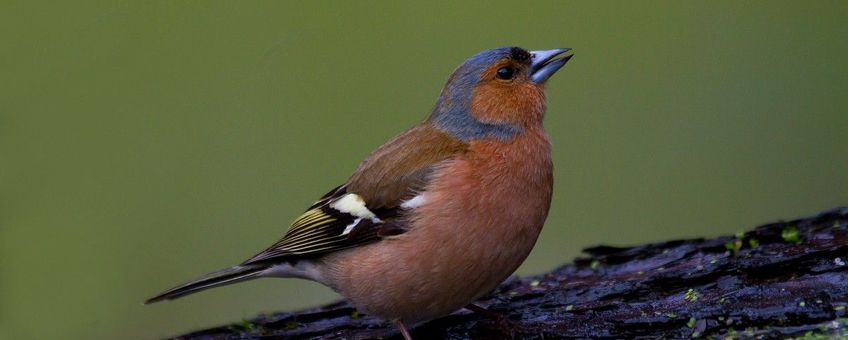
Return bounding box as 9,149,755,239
242,124,468,264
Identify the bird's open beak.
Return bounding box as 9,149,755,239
530,48,573,84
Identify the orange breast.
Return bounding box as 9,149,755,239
320,127,553,324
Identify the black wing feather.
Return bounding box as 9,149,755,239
242,187,399,265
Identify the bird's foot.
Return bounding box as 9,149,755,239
395,320,413,340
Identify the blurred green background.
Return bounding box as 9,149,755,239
2,1,847,339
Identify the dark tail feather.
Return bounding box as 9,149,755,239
144,265,268,304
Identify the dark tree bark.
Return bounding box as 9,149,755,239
175,207,848,339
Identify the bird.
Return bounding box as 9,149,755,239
146,46,573,339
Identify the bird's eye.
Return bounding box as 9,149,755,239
496,66,515,80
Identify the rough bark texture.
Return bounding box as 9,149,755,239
175,207,848,339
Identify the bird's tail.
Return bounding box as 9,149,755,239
145,264,268,304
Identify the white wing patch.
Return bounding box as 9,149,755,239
330,193,376,219
400,194,427,210
331,193,382,236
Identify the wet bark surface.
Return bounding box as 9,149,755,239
175,207,848,339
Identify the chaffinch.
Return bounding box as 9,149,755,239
146,46,573,339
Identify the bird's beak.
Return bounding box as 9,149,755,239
530,48,573,84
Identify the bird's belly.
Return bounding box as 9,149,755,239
321,218,541,324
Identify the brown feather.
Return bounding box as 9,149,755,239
347,123,469,208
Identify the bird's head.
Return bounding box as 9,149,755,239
429,46,572,140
